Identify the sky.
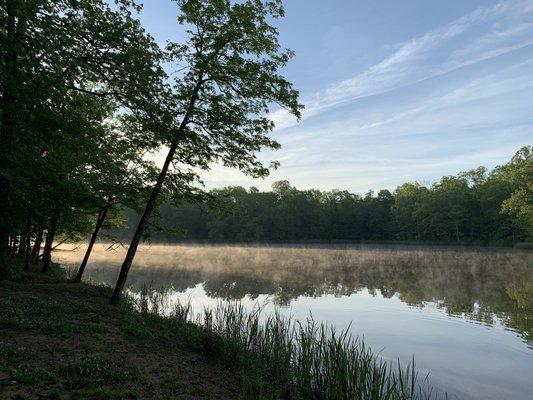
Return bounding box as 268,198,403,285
138,0,533,194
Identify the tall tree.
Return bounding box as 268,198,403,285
497,146,533,238
0,0,166,272
110,0,302,303
72,121,160,283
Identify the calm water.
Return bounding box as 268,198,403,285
56,244,533,400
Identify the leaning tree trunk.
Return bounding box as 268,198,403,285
41,210,59,273
72,205,109,283
110,141,178,303
109,73,203,304
22,211,32,271
31,227,43,261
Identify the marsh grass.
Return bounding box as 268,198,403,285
133,288,437,400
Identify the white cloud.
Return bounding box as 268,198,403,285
271,0,533,130
197,0,533,193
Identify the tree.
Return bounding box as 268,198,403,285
36,92,116,273
71,118,160,283
497,146,533,239
365,189,394,240
110,0,302,303
392,183,427,240
113,144,530,246
0,0,166,272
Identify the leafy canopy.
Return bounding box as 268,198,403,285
165,0,302,178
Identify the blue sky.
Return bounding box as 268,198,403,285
139,0,533,194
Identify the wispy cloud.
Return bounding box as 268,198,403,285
271,0,533,130
200,0,533,193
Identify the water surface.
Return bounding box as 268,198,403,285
56,244,533,400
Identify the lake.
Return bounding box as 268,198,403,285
55,243,533,400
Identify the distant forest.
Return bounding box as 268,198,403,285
114,146,532,244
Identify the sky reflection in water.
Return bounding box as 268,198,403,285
56,244,533,400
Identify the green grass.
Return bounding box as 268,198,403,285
60,355,143,388
158,301,436,400
0,259,438,399
0,261,237,399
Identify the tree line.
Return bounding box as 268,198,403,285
0,0,302,303
116,146,532,244
1,0,530,306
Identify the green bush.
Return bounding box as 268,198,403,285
0,256,23,280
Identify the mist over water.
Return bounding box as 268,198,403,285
56,244,533,400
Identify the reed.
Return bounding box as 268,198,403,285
135,289,437,400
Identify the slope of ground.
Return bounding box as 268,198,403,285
0,268,238,400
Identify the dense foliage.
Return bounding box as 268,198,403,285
0,0,168,277
108,0,302,303
0,0,302,300
116,146,532,244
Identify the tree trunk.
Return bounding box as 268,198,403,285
22,211,32,271
0,2,20,275
16,226,24,257
31,228,43,261
0,230,9,279
110,73,204,304
17,213,30,258
0,212,9,261
11,234,19,256
41,210,60,273
16,241,25,258
72,206,108,283
1,3,32,268
110,141,178,303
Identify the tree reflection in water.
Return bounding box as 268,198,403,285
56,244,533,346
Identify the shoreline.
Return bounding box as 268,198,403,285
0,261,437,400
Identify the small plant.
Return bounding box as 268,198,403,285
0,256,23,280
0,343,26,359
137,290,437,400
120,315,153,340
60,355,141,389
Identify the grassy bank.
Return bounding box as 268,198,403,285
0,264,238,399
0,260,436,400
